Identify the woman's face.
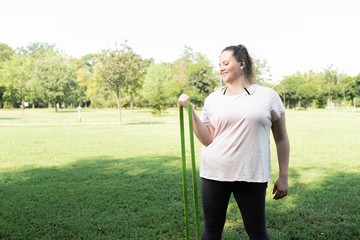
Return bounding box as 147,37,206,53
219,50,242,84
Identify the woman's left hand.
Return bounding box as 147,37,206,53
272,176,288,200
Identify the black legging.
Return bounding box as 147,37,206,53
200,178,270,240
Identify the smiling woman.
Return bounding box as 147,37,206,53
178,44,290,239
219,45,255,96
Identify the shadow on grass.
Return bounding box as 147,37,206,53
0,117,18,121
218,168,360,240
266,169,360,240
0,155,200,240
2,157,358,240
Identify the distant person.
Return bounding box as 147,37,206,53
77,105,82,122
178,44,290,240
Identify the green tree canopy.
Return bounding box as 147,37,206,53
170,47,218,107
142,62,173,115
0,43,16,63
96,44,147,123
0,54,32,108
17,42,57,57
33,51,77,111
254,58,272,85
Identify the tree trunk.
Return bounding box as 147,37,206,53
130,93,134,112
353,97,356,111
116,91,122,124
21,99,25,122
328,96,332,118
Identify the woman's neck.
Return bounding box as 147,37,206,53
225,79,252,95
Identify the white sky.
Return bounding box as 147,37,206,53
1,0,359,82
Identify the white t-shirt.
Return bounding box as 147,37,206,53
200,84,285,182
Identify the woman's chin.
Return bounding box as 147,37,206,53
222,78,231,84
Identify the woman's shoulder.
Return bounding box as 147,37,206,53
255,84,279,96
203,88,222,105
254,84,284,108
207,88,223,98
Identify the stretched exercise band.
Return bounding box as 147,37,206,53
179,102,200,240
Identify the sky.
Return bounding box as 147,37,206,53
1,0,359,82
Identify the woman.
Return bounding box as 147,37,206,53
178,44,290,240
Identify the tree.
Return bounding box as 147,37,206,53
0,55,32,111
33,51,77,111
74,54,98,107
26,74,44,108
170,55,192,102
187,53,218,106
339,75,355,106
0,43,16,108
355,74,360,97
0,43,16,63
123,52,151,111
96,49,127,123
276,73,305,108
353,74,360,107
96,44,146,123
170,47,218,107
323,66,341,109
254,58,272,85
19,42,63,108
290,70,324,108
297,82,319,108
17,42,56,57
142,63,173,115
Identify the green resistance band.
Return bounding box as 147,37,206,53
179,102,200,240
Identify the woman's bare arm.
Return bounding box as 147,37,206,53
271,113,290,200
178,94,214,146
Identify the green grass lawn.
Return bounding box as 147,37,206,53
0,108,359,239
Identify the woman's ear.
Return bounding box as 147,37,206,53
240,61,245,69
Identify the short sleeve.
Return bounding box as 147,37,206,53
270,89,285,122
201,98,210,124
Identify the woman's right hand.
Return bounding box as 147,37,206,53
178,93,190,109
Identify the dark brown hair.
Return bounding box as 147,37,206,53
222,44,255,84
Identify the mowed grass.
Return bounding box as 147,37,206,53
0,108,359,239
